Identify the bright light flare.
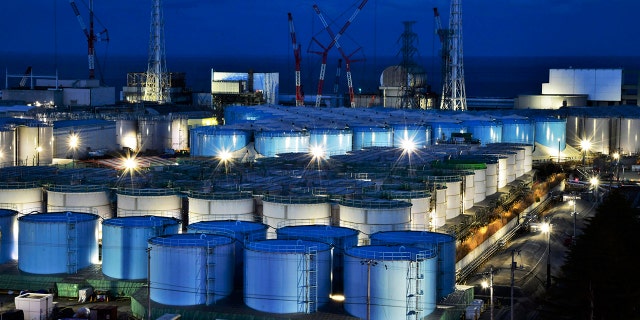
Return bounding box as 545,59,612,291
124,156,138,170
35,146,42,153
481,280,489,289
580,139,591,152
541,222,551,234
310,145,325,159
590,176,599,186
68,134,79,149
613,152,619,160
400,138,417,153
329,294,345,302
218,150,232,162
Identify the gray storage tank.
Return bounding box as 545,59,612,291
0,209,18,263
18,211,99,274
101,216,180,280
344,245,438,319
370,230,456,300
244,239,332,314
149,233,235,306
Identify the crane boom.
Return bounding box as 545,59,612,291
69,0,108,80
288,13,304,106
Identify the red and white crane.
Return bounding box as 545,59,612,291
313,1,367,107
288,12,304,106
333,58,342,95
309,0,367,107
69,0,109,80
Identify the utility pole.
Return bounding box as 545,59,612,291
511,250,521,320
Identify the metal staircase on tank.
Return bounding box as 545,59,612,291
297,247,318,313
205,245,216,305
406,254,425,319
67,219,79,274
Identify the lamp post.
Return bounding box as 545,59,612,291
590,176,599,203
481,266,495,320
541,221,551,289
511,250,521,320
69,133,79,168
557,139,561,163
361,259,377,320
568,195,577,240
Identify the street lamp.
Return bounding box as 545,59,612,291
69,133,79,167
218,150,232,175
590,176,599,203
361,259,378,320
568,195,578,241
557,139,561,163
481,266,495,320
510,250,521,320
541,221,551,289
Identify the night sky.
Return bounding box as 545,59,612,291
1,0,639,59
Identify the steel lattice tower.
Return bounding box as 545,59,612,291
398,21,419,109
440,0,467,111
143,0,170,103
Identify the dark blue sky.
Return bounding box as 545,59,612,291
1,0,639,60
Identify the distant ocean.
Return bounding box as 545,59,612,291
2,53,640,99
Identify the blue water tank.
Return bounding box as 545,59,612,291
534,117,566,150
308,128,353,156
351,125,393,150
392,124,430,148
149,233,235,306
369,230,456,300
0,209,18,263
18,212,99,274
101,216,180,280
254,130,310,157
500,118,534,144
187,220,268,268
189,126,251,156
429,121,466,143
463,120,503,145
344,245,438,319
244,239,332,314
276,225,359,293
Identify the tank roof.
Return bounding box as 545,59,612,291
19,211,99,222
277,224,359,239
149,233,234,247
53,119,115,129
102,215,180,227
246,239,331,253
0,209,18,217
346,245,436,260
370,230,455,245
188,220,268,233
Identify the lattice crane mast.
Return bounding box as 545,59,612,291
69,0,109,80
288,13,304,106
333,58,342,95
311,1,367,107
433,7,450,103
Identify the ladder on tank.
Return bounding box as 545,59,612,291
205,244,216,305
67,220,79,274
297,247,318,313
406,254,425,320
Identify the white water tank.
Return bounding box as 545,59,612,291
338,198,412,244
187,192,255,223
117,188,182,220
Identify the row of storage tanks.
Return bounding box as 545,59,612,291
0,142,532,243
0,210,455,319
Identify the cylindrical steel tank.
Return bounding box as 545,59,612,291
261,195,331,233
149,233,235,306
387,190,431,229
534,117,566,151
444,180,462,219
170,118,189,151
308,128,353,156
485,161,498,196
618,116,640,155
500,118,534,144
351,125,393,150
254,130,310,157
116,119,138,151
187,192,255,223
189,126,251,157
116,188,182,220
584,116,611,154
431,185,447,228
0,209,18,263
463,120,502,145
343,245,438,319
46,185,112,240
18,211,99,274
138,118,169,153
338,198,412,244
369,231,456,300
187,220,268,268
244,239,332,314
392,124,430,149
102,216,180,280
276,225,359,294
474,168,487,203
0,182,42,215
0,128,16,167
429,121,466,144
16,124,53,166
461,171,475,211
566,115,583,150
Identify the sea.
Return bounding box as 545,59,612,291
2,52,640,99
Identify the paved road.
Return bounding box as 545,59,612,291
461,194,598,320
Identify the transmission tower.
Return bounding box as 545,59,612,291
440,0,467,111
143,0,170,103
397,21,420,109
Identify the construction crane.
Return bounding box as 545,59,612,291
333,58,342,96
311,1,367,107
19,66,32,88
433,7,450,99
69,0,109,80
288,13,304,106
